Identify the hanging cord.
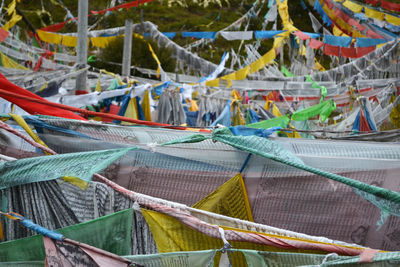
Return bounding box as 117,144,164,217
218,226,233,267
239,153,252,173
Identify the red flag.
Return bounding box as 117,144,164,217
366,29,383,39
293,31,310,40
356,46,375,57
366,0,379,5
0,29,9,42
382,0,400,12
323,0,334,10
309,39,324,49
359,109,371,132
0,73,85,120
324,44,340,56
341,47,357,58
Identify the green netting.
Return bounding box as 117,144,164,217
241,249,400,267
0,262,44,266
163,128,400,220
125,250,216,267
0,208,133,262
124,249,400,267
0,147,135,189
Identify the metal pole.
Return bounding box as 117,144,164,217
122,19,133,78
75,0,88,91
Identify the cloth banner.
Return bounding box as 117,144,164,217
254,30,285,39
324,35,352,47
0,209,133,262
220,31,253,40
43,237,132,267
0,147,134,189
356,37,387,47
192,173,254,221
181,32,216,39
0,73,84,120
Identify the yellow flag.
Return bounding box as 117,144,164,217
91,36,117,48
188,99,198,112
205,78,220,87
221,71,236,81
0,52,28,70
141,208,360,264
250,58,265,74
61,176,88,190
365,7,385,21
95,76,102,92
9,113,51,154
7,0,16,16
141,209,254,265
264,101,282,117
122,97,138,125
2,13,22,31
343,0,363,13
142,89,152,121
37,30,62,44
61,35,78,47
235,66,250,80
386,14,400,26
193,173,254,221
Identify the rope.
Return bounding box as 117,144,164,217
239,153,252,173
0,120,57,155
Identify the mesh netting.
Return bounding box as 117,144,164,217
3,118,400,250
0,208,133,262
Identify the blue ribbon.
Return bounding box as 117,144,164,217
24,116,96,140
314,0,332,26
229,126,282,138
324,35,352,47
181,32,216,39
254,30,285,39
356,37,387,47
20,218,64,241
210,100,232,127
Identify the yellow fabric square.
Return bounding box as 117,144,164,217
365,7,385,21
91,36,116,48
205,78,220,87
343,1,363,13
62,35,78,47
235,66,250,80
37,30,62,44
142,89,152,121
122,97,138,125
386,14,400,26
0,52,28,70
193,173,253,221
